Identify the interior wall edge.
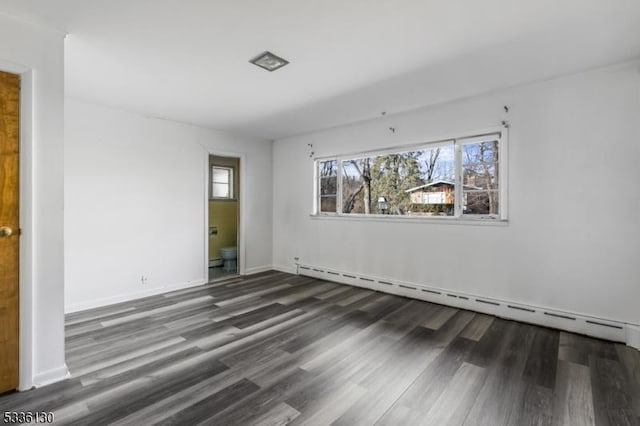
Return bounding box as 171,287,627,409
29,364,70,390
17,67,35,393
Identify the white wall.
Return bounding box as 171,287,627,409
0,14,66,388
64,99,273,311
273,61,640,326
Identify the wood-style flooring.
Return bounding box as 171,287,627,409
1,271,639,425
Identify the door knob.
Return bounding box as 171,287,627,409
0,226,13,237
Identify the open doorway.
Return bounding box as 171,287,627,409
208,155,239,281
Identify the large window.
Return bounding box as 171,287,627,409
315,132,506,220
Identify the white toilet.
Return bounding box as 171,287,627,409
219,246,237,272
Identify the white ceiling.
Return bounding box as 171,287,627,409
1,0,640,139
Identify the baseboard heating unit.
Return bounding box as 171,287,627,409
296,263,639,349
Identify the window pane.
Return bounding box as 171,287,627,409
320,177,337,196
416,145,455,183
406,144,455,216
319,160,337,177
462,141,499,188
341,145,456,216
462,140,499,216
369,153,423,215
463,190,499,215
462,141,499,163
213,183,229,198
318,160,337,213
342,158,369,213
463,162,497,189
212,166,233,199
318,160,338,213
320,196,336,212
212,168,230,184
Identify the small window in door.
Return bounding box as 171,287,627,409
211,166,234,199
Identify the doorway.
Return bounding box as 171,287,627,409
208,155,239,281
0,70,20,393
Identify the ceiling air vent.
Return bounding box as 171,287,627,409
249,51,289,72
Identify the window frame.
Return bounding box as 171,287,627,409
211,165,235,200
313,128,508,222
316,159,339,214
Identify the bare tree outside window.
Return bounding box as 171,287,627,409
319,160,337,212
462,141,499,215
342,158,372,214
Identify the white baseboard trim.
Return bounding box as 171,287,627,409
244,265,274,275
65,279,207,314
273,264,297,275
626,325,640,350
298,263,638,347
31,364,71,389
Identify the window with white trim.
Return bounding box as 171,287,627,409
211,166,235,199
315,132,506,220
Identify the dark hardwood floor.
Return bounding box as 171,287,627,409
1,271,639,425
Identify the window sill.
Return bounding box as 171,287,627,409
309,213,508,226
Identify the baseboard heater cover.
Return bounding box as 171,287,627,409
297,263,637,349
